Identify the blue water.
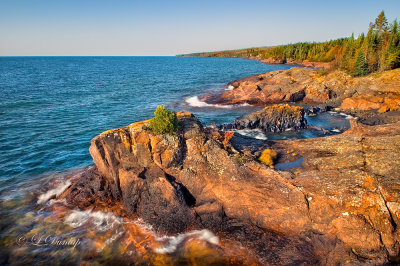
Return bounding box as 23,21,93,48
0,56,295,189
0,56,352,265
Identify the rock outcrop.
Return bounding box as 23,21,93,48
270,119,400,263
62,112,400,264
260,58,333,69
219,104,307,132
200,67,400,120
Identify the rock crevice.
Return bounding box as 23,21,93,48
62,112,400,264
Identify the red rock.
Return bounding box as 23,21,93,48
63,112,400,264
201,68,400,117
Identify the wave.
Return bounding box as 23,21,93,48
37,180,71,204
185,96,250,108
225,85,235,91
154,229,219,254
329,111,355,120
133,218,219,254
232,129,268,140
64,209,124,232
339,112,355,120
185,96,233,108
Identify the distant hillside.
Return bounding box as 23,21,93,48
179,11,400,76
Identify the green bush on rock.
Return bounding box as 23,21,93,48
147,105,179,134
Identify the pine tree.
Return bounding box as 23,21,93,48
385,20,400,69
353,50,368,76
373,11,389,35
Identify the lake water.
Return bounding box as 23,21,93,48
0,56,350,264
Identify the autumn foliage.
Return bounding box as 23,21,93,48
183,11,400,77
222,131,234,147
259,149,277,168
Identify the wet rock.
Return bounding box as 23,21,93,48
64,168,114,209
305,106,321,116
219,104,307,132
63,112,400,264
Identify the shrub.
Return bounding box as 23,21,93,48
148,105,179,134
318,67,328,76
259,148,277,168
237,154,245,164
222,131,234,147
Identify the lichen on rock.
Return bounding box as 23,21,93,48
219,103,307,132
61,110,400,264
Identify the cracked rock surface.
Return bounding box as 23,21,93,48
200,67,400,118
62,112,400,264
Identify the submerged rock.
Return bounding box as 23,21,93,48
62,112,400,264
219,104,307,132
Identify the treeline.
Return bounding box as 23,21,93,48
180,11,400,76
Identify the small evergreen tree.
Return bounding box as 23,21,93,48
148,105,179,134
353,50,368,76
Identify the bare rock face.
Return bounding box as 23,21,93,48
200,67,400,116
219,104,307,132
259,58,334,69
201,67,341,105
271,119,400,263
63,112,400,264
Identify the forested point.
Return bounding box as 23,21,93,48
180,11,400,77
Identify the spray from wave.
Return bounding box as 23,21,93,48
185,96,233,108
154,229,220,254
185,96,250,108
133,218,219,254
37,180,71,204
232,129,268,140
225,85,235,91
64,209,124,232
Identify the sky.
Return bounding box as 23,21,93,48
1,0,399,56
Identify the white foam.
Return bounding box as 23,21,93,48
154,229,219,254
103,231,124,249
185,96,250,109
133,218,154,233
339,112,354,119
49,198,67,205
37,180,71,204
331,129,341,133
64,210,124,232
185,96,232,108
233,129,268,140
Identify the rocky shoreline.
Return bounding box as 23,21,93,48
201,67,400,124
252,56,334,69
58,67,400,265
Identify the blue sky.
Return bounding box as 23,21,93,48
1,0,399,56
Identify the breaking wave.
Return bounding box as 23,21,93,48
64,209,124,232
185,96,233,108
154,229,220,254
225,85,235,91
37,180,71,204
232,128,268,140
185,96,250,108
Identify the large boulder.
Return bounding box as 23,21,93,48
219,104,307,132
63,112,400,264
